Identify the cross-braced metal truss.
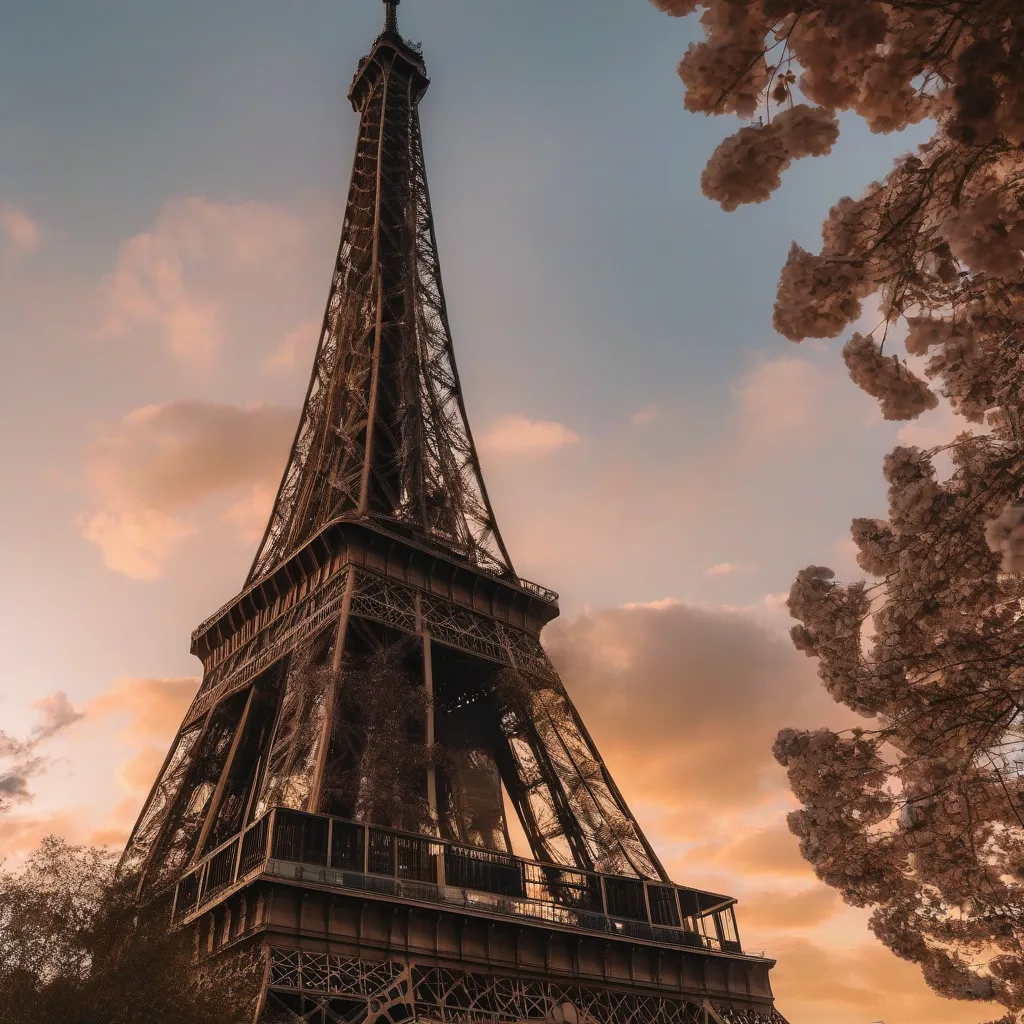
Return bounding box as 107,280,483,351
263,950,720,1024
122,559,664,888
247,24,511,587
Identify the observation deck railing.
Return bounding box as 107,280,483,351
172,808,746,958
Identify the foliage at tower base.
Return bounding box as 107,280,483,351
0,837,259,1024
650,1,1024,1019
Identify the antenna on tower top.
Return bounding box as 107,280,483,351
384,0,399,34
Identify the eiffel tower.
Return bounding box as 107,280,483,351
122,4,787,1021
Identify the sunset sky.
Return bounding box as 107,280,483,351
0,1,988,1021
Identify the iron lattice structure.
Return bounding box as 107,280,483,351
120,4,787,1021
261,952,785,1024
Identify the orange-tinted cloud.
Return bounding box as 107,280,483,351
730,354,829,450
630,403,661,428
703,561,758,577
0,809,93,858
78,400,294,578
546,601,843,816
478,415,581,457
896,396,978,450
88,677,198,744
768,936,994,1024
98,197,308,364
263,318,321,373
738,887,841,930
117,746,170,795
85,401,295,512
79,509,198,580
88,824,133,849
221,481,278,544
88,676,199,802
0,203,42,254
545,600,987,1021
689,820,814,879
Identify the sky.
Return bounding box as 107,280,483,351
0,1,989,1021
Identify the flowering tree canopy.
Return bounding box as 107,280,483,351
651,2,1024,1018
654,0,1024,425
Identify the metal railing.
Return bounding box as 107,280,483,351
173,808,746,958
515,577,559,604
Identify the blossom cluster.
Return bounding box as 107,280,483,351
656,0,1024,430
841,333,938,421
779,436,1024,1013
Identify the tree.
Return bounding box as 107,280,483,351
649,1,1024,1019
653,0,1024,428
0,837,258,1024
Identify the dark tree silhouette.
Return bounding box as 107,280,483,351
0,837,258,1024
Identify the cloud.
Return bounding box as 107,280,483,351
1,203,42,254
0,751,43,805
731,354,829,449
0,691,84,811
630,403,661,428
767,936,994,1024
0,809,94,858
117,747,171,795
88,677,199,805
31,692,86,741
703,561,758,577
546,601,844,817
87,400,296,509
98,197,309,364
739,887,842,930
620,597,681,610
79,509,198,580
220,481,277,544
478,415,581,457
543,601,984,1021
263,319,320,373
78,400,295,578
88,677,199,744
688,820,814,879
0,679,196,860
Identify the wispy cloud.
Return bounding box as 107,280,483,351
478,414,581,457
703,561,759,577
88,677,199,801
77,399,295,579
263,319,320,373
98,197,309,364
0,692,84,811
630,403,661,428
731,354,830,450
0,203,42,254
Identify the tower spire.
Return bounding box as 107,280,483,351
384,0,398,35
245,20,514,585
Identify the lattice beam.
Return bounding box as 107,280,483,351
261,950,789,1024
